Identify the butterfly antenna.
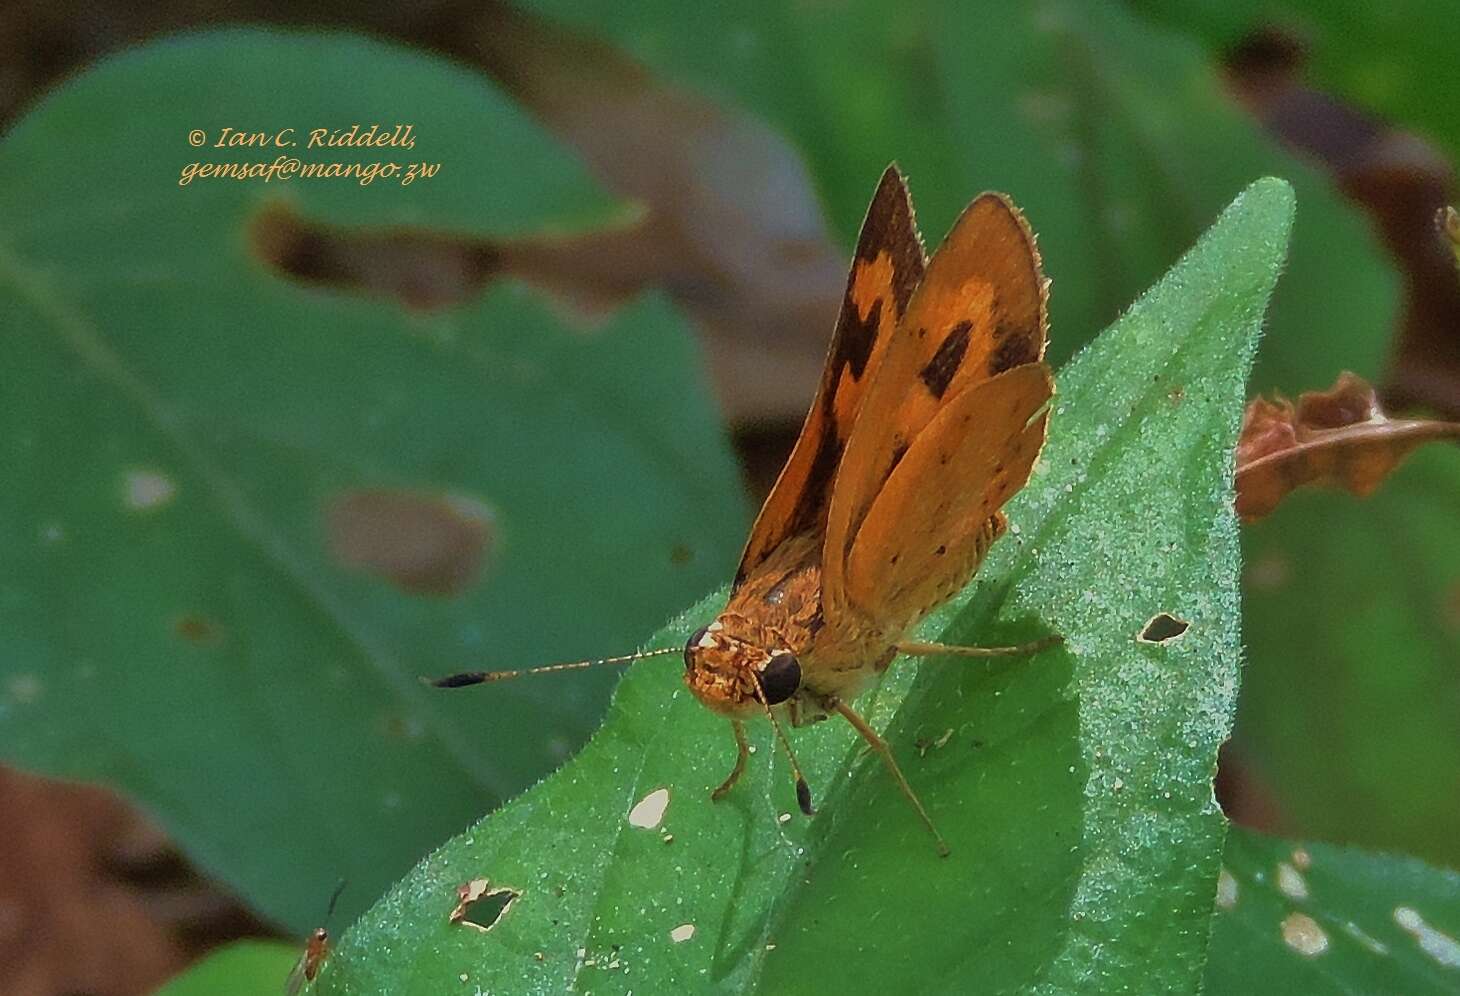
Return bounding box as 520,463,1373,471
325,879,347,922
426,647,680,688
751,676,815,816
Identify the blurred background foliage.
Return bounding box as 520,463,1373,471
0,0,1456,993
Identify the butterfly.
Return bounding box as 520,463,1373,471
433,165,1058,854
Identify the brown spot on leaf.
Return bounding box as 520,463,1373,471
381,714,423,740
173,614,223,647
449,878,519,933
325,489,493,596
1235,372,1460,521
1138,613,1190,644
1442,583,1460,634
1246,552,1292,591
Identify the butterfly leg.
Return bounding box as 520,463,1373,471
710,719,750,802
896,633,1062,659
831,699,950,857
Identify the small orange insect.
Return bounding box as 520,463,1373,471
434,166,1058,854
284,880,346,995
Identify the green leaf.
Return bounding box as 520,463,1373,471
153,941,299,996
1207,828,1460,994
0,29,748,933
1130,0,1460,172
1125,1,1460,873
516,0,1394,389
1238,448,1460,866
314,180,1292,994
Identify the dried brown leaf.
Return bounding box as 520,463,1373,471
1235,371,1460,521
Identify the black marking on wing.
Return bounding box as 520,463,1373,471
919,320,973,398
888,437,910,477
825,167,923,392
780,402,845,542
856,168,926,306
989,329,1040,375
836,297,881,383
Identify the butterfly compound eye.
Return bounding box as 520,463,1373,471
684,625,710,670
760,652,801,705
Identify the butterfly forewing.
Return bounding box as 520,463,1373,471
733,166,926,589
821,192,1049,617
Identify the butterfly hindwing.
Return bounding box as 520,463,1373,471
820,191,1048,616
844,363,1052,631
733,165,927,589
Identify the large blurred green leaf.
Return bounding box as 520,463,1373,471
1238,447,1460,866
1131,0,1460,167
1112,2,1460,871
154,941,299,996
313,180,1291,994
1124,0,1460,873
517,0,1394,389
0,29,749,932
1207,828,1460,994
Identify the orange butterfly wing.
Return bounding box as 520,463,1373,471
733,166,926,589
823,192,1050,623
844,364,1052,633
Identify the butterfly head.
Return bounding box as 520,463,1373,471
682,619,802,718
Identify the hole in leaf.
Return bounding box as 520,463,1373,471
449,878,520,933
628,787,670,829
250,203,503,311
1138,613,1189,644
